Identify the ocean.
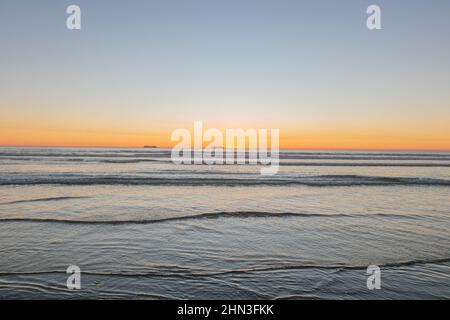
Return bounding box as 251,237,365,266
0,147,449,299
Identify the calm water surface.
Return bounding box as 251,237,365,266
0,147,449,299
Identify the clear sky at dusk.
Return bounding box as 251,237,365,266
1,0,450,149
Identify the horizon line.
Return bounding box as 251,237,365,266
1,144,450,152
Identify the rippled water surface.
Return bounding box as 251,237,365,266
0,147,449,299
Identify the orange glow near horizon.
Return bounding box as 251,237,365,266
1,124,450,151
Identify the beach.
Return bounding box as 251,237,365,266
0,147,449,299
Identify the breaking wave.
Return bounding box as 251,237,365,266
1,174,450,187
0,211,422,225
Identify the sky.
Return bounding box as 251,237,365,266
1,0,450,150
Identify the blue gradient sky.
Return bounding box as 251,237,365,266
1,0,450,149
